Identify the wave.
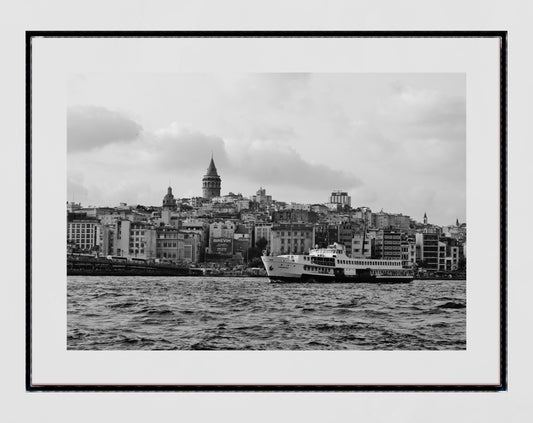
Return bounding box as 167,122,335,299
312,322,369,332
107,301,137,309
437,302,466,309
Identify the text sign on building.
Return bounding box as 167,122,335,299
211,237,233,255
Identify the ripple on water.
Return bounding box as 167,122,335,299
67,277,466,351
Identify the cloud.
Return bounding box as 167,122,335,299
145,124,360,191
235,73,310,107
149,124,230,171
67,106,142,152
233,142,362,191
379,83,466,141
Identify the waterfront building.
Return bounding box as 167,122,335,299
400,234,417,267
270,223,314,255
374,229,402,260
67,213,101,253
209,221,236,255
329,190,351,208
154,226,202,263
351,233,373,258
438,241,447,270
155,226,180,261
313,223,339,248
202,156,221,199
254,222,273,250
100,225,114,256
439,237,461,271
338,222,364,257
179,230,202,263
443,245,460,271
233,224,251,258
112,220,157,259
416,232,441,270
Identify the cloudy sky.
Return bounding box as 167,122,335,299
67,73,465,226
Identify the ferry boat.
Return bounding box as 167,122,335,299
261,243,414,283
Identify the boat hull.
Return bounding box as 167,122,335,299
268,274,414,284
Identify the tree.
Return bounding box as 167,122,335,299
256,237,268,251
248,257,263,268
247,247,262,260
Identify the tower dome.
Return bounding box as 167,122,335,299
202,156,221,199
162,186,177,210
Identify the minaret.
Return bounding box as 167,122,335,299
202,155,221,199
423,212,428,225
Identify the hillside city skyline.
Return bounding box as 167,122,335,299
68,154,459,227
68,151,466,278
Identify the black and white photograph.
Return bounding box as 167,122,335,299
66,72,467,351
27,32,506,391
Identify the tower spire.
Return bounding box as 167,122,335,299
203,154,221,199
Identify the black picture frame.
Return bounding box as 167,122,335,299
26,30,507,392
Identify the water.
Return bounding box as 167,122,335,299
67,277,466,350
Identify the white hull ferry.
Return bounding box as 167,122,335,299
261,243,414,284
